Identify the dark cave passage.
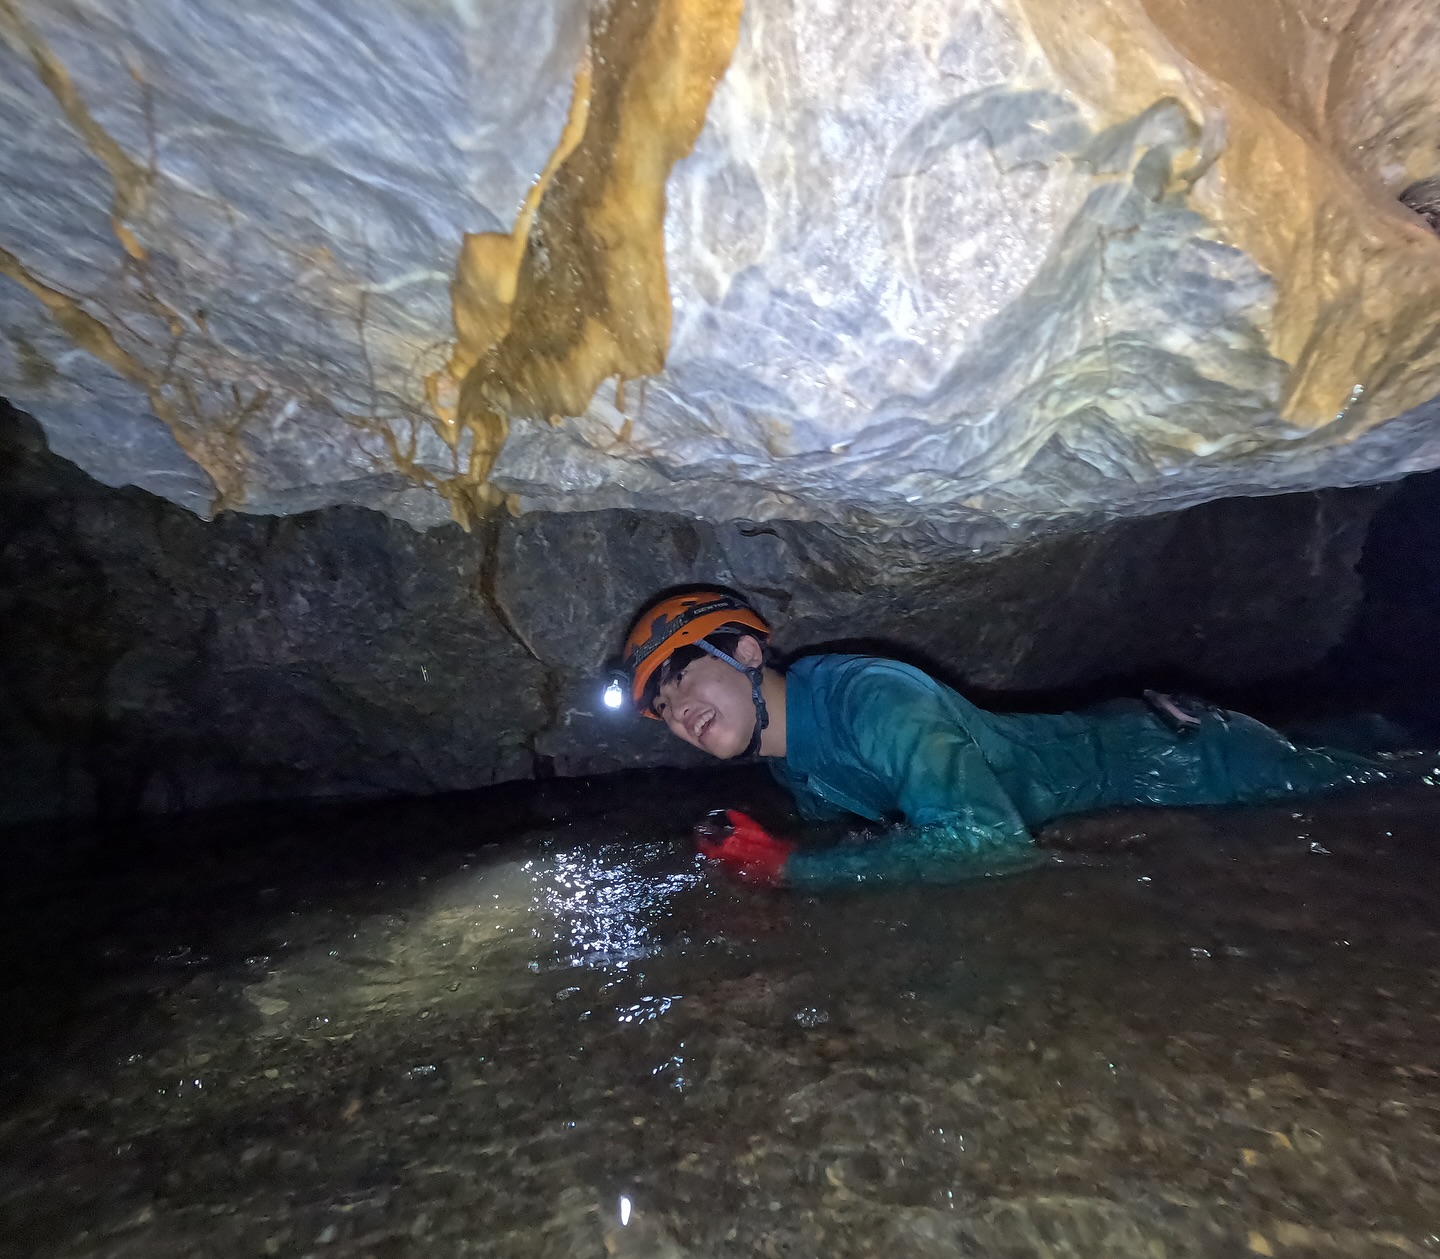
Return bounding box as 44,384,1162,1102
6,397,1440,831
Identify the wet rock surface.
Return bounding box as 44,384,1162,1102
0,402,1391,824
1,0,1438,531
3,771,1440,1257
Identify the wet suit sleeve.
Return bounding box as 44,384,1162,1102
785,665,1043,891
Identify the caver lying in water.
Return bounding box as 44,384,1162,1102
620,589,1413,891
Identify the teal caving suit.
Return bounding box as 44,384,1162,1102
769,655,1400,891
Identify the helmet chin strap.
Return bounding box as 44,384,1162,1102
696,639,769,759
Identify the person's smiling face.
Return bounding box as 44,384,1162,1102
654,651,757,759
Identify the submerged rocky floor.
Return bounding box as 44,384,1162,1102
3,771,1440,1258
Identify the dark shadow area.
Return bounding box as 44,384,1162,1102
1400,176,1440,234
1235,467,1440,745
786,637,1232,716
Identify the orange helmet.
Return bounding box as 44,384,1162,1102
623,590,770,717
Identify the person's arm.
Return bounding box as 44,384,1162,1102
699,806,1043,891
784,814,1044,890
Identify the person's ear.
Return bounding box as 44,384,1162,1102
734,635,765,667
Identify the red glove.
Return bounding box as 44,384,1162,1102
694,810,796,887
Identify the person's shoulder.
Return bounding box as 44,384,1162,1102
795,653,943,707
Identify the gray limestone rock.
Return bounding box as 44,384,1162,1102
2,0,1437,538
0,0,584,522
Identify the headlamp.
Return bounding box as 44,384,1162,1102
601,671,626,711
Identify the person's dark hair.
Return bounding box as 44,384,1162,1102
643,626,770,714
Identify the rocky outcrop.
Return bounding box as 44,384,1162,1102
0,401,1387,826
1,1,1437,538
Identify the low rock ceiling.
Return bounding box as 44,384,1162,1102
1,0,1438,542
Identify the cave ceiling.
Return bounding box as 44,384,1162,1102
1,0,1438,544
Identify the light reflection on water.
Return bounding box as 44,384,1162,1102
533,846,703,972
237,839,707,1026
615,994,683,1024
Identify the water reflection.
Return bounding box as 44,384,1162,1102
231,838,704,1032
534,846,702,971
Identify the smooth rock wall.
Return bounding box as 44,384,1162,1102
2,0,1437,536
0,399,1385,827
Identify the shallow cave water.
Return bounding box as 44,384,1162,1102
4,763,1440,1258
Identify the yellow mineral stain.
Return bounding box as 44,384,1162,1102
429,0,744,525
0,1,264,507
1270,1130,1293,1150
0,243,243,512
1016,0,1440,434
113,221,148,262
1248,1231,1275,1256
429,48,595,431
0,0,150,220
1241,1147,1260,1166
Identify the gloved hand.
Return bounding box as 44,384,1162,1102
694,809,796,887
